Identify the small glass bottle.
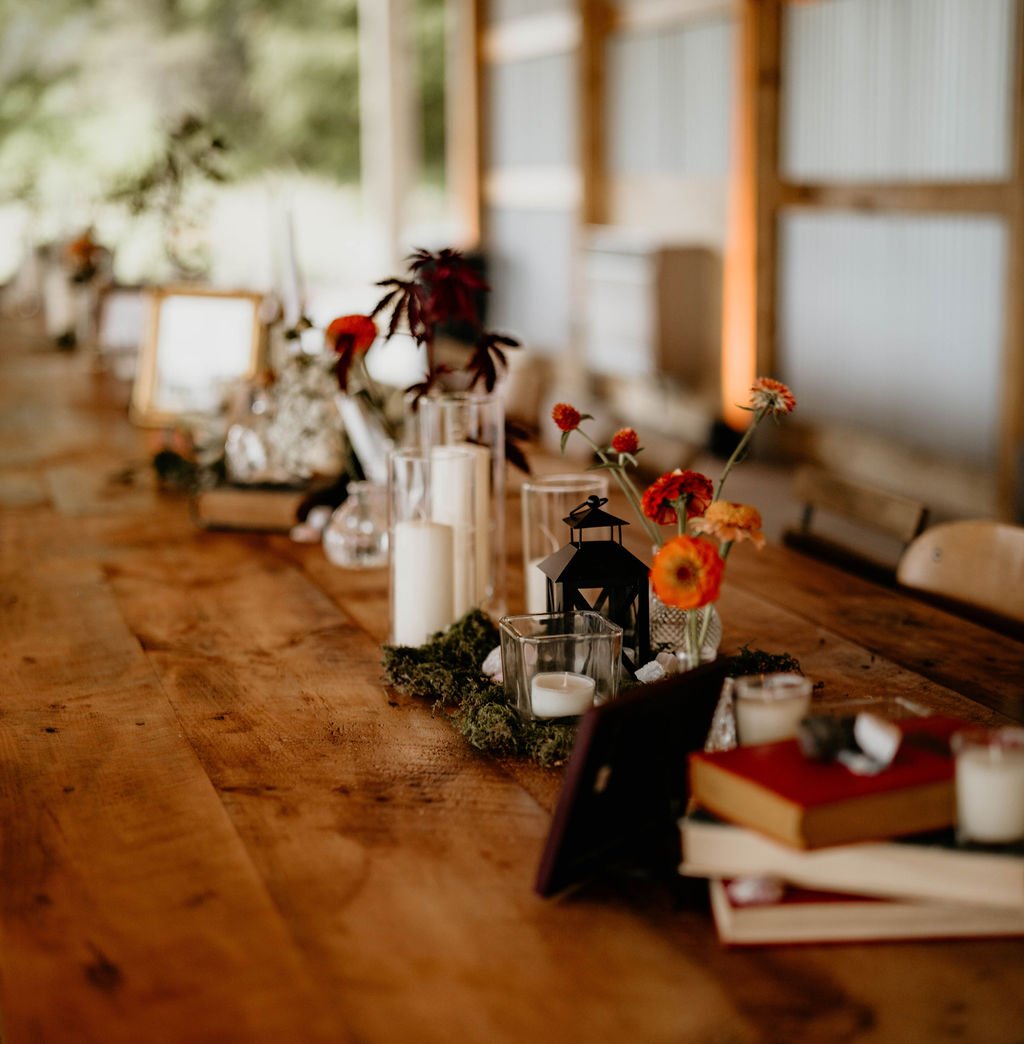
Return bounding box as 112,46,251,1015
323,481,388,569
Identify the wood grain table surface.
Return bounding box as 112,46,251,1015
2,318,1023,1043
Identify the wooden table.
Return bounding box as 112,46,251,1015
2,318,1023,1043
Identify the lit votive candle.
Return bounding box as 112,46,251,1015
735,673,813,746
953,727,1024,845
530,671,596,719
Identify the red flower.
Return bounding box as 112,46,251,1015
552,403,582,432
326,314,377,354
327,314,378,392
650,536,724,610
641,469,713,526
750,377,796,415
611,428,639,455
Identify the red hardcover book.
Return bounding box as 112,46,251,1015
688,716,960,849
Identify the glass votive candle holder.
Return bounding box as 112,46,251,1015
734,673,813,746
498,611,623,720
952,727,1024,845
520,473,609,613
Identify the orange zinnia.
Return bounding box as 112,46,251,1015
750,377,796,415
690,501,766,549
650,536,724,610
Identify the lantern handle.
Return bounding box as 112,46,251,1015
567,495,608,522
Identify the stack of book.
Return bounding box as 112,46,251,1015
681,715,1024,945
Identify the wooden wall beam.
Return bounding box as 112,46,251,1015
753,0,783,378
1000,0,1024,520
780,182,1013,215
580,0,613,226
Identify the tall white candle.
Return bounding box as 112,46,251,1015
525,556,548,614
955,735,1024,844
430,448,475,617
390,520,454,647
458,441,492,604
530,671,596,719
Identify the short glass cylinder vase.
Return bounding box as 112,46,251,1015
498,611,623,721
649,588,722,669
416,391,506,617
322,481,388,569
389,447,478,648
520,473,609,614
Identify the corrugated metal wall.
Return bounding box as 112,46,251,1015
783,0,1016,181
606,18,734,177
777,0,1016,470
778,210,1005,466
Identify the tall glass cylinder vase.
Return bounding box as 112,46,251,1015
389,447,477,647
520,474,609,614
416,391,505,617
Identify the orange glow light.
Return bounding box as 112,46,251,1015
720,1,758,431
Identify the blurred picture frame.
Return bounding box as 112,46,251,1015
131,285,265,427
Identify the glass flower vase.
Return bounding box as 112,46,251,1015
649,588,721,670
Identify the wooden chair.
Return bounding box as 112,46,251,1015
783,466,930,585
897,520,1024,637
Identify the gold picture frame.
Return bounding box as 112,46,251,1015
130,285,265,427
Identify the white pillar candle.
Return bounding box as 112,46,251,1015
390,520,454,647
525,556,548,614
735,675,812,746
430,448,475,617
955,731,1024,844
530,671,596,719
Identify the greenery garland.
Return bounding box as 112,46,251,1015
381,611,804,769
381,611,577,768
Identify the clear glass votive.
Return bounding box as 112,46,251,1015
520,473,609,614
952,727,1024,845
389,447,477,647
734,673,813,746
498,611,623,720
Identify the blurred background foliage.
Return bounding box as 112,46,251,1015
0,0,447,287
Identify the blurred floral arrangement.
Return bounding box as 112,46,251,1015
307,247,530,472
553,378,797,658
64,229,105,284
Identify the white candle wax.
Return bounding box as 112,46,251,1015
956,744,1024,844
391,520,454,647
525,556,548,614
736,689,811,745
430,448,475,617
530,671,596,719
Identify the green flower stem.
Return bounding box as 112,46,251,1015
575,429,663,548
687,606,699,663
696,539,732,649
714,408,767,502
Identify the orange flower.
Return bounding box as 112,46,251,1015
690,501,765,549
641,469,713,526
650,536,724,610
552,403,582,432
750,377,796,415
326,314,377,354
611,428,639,455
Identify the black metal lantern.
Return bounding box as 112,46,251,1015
539,495,650,672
